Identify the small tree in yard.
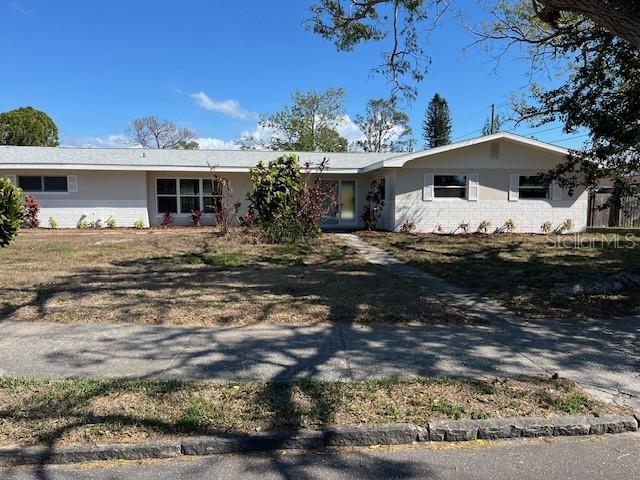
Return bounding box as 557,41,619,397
207,164,236,235
0,178,25,247
23,194,40,228
362,179,385,230
247,154,335,243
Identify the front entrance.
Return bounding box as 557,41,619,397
321,179,356,227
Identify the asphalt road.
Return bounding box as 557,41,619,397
3,434,639,480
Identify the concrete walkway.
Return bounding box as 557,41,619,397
1,316,638,409
337,233,517,322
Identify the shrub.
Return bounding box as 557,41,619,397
503,219,516,233
477,220,491,233
0,177,25,247
362,179,385,230
48,217,58,229
561,218,573,233
541,221,553,234
246,155,334,243
76,219,89,230
106,216,117,228
133,219,145,229
434,224,444,233
23,194,40,228
207,165,236,234
190,209,203,227
458,222,470,234
161,212,173,228
399,219,416,233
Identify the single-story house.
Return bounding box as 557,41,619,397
0,132,588,233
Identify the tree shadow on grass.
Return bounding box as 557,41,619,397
362,233,640,319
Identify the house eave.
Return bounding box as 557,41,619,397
0,163,362,174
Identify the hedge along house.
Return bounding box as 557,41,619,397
0,132,588,233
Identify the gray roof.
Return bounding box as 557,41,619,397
0,146,398,172
0,133,569,173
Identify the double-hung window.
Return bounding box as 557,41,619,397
434,175,466,198
157,178,224,215
519,176,549,199
179,179,200,213
156,179,178,213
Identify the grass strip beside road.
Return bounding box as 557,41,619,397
0,376,626,447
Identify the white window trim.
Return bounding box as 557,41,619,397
433,174,467,201
155,177,220,216
518,175,551,200
16,175,71,195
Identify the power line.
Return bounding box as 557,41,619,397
452,128,484,142
547,133,590,143
457,105,491,126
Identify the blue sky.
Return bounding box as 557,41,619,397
0,0,584,149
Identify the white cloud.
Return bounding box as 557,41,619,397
9,1,30,15
196,137,241,150
191,92,256,120
334,115,365,143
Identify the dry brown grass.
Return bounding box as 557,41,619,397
358,231,640,319
0,228,468,325
0,376,624,447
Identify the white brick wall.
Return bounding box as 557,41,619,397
395,197,589,234
39,206,149,228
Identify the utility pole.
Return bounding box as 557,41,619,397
490,103,495,134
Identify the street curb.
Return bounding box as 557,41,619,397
1,415,637,467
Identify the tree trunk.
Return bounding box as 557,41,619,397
537,0,640,47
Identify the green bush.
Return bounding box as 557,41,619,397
76,219,89,230
0,178,25,247
106,216,117,228
247,155,333,243
134,219,145,229
48,217,58,229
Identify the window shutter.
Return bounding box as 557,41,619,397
67,175,78,192
551,181,562,201
467,174,479,201
509,174,519,202
423,173,434,201
6,175,16,185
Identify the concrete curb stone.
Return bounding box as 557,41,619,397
324,424,426,446
181,431,324,455
0,441,181,468
1,416,637,467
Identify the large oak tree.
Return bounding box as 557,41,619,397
309,0,640,203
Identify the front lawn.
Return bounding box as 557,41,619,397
0,229,467,325
358,231,640,319
0,376,621,447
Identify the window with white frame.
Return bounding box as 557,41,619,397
179,179,200,213
156,179,178,213
519,175,549,199
18,175,68,192
156,178,225,215
434,175,466,198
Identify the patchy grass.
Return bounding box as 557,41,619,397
0,376,623,447
0,229,468,326
358,231,640,319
